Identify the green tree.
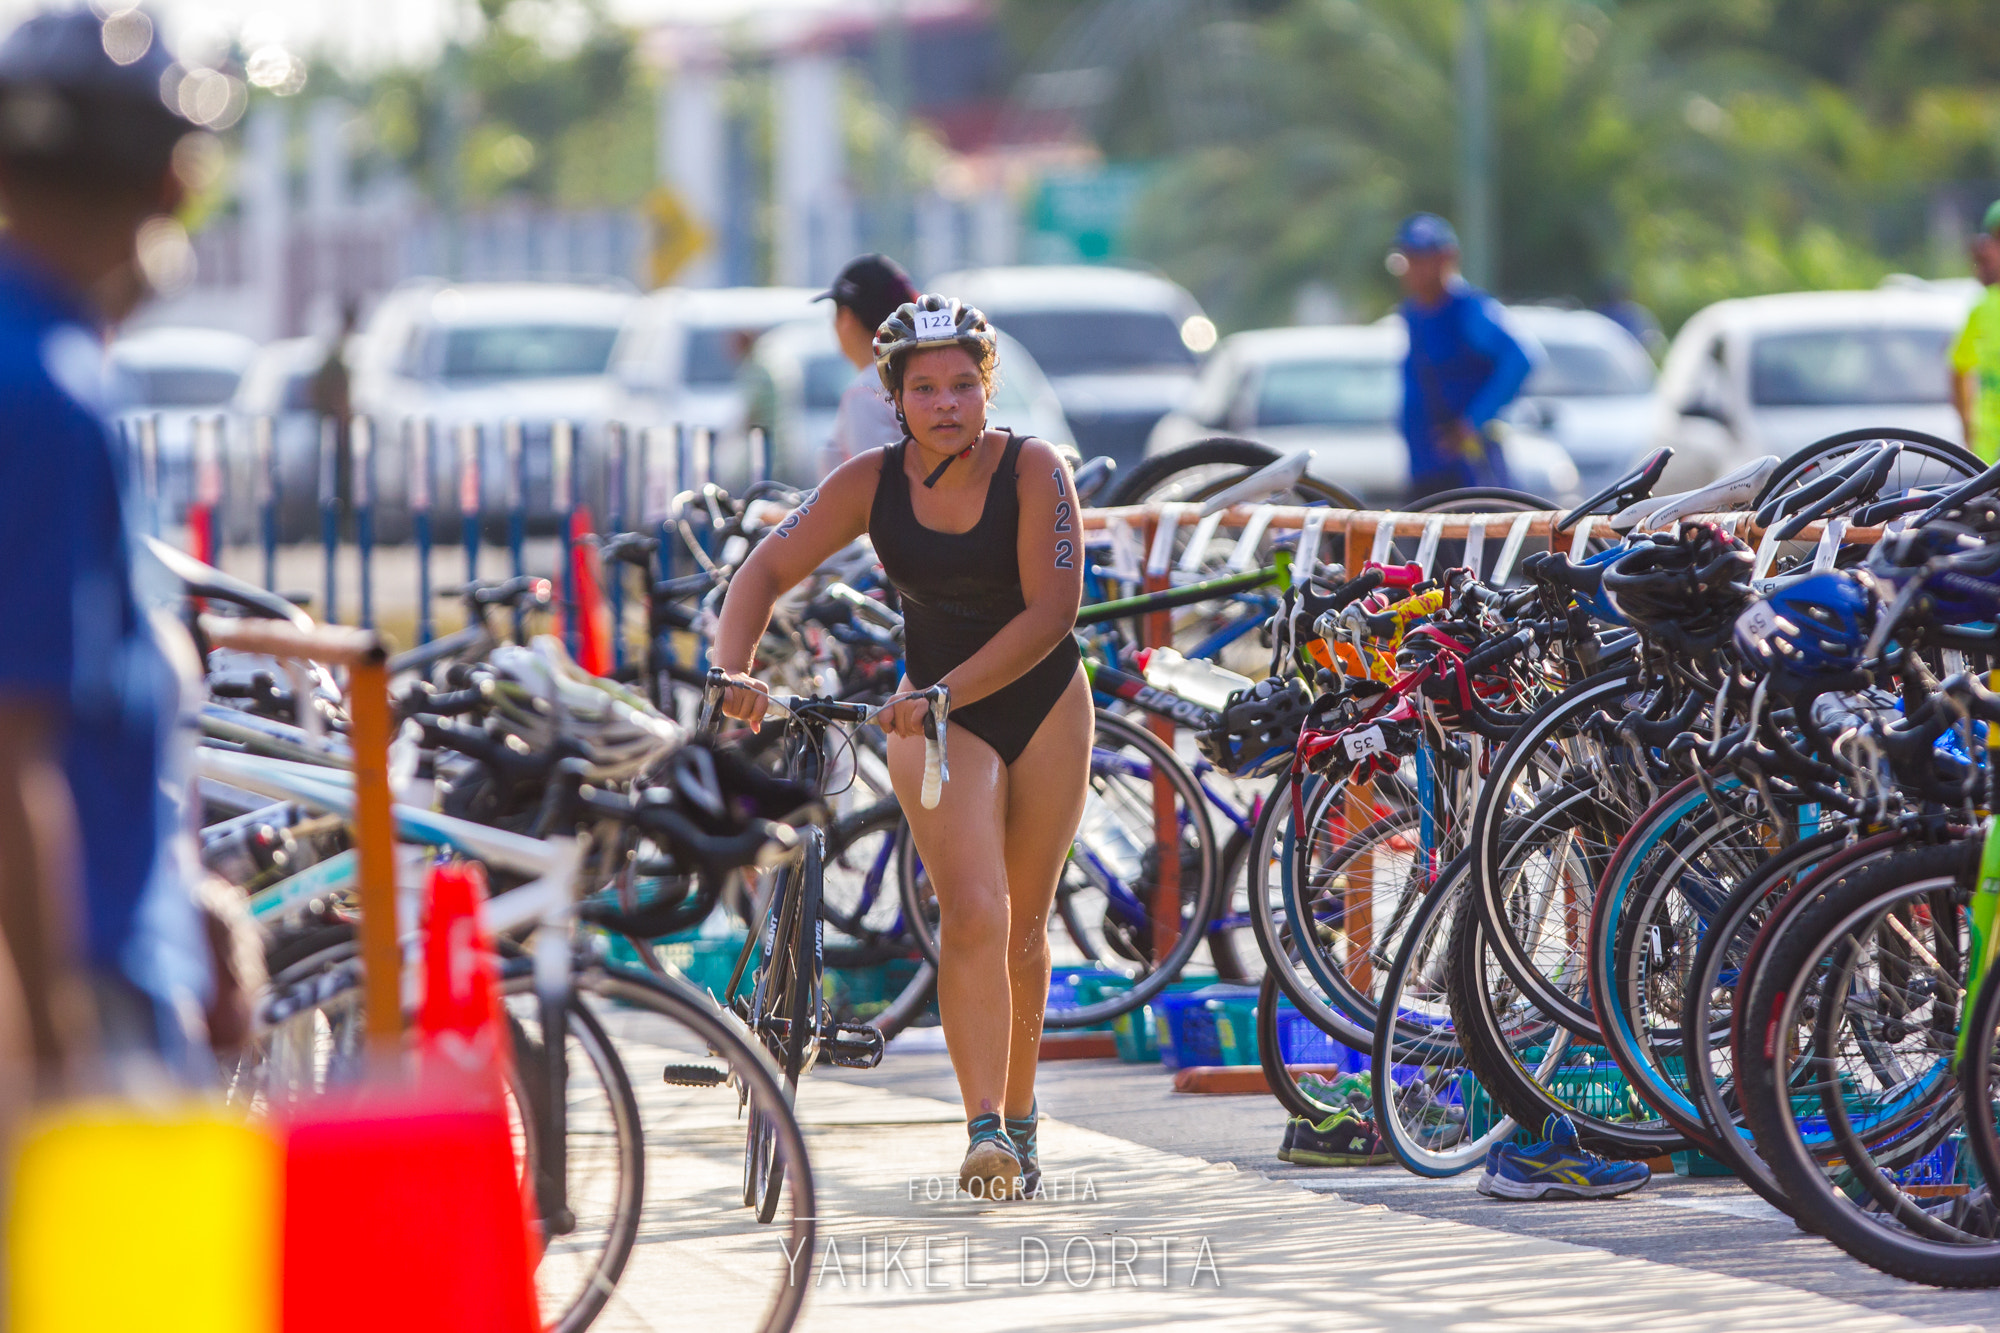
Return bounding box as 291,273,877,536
1098,0,2000,332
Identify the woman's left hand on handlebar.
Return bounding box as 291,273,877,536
879,693,932,738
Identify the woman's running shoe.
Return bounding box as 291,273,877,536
1004,1102,1041,1198
960,1114,1023,1200
1279,1110,1395,1166
1296,1071,1372,1116
1476,1114,1651,1200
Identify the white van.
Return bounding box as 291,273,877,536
1651,285,1977,488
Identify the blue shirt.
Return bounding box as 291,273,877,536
0,248,181,982
1400,283,1537,488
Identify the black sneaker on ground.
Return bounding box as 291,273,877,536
1284,1110,1394,1167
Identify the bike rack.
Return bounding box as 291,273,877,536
197,616,401,1063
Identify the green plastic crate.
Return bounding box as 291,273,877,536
1087,975,1217,1063
825,958,922,1021
658,933,758,1004
1672,1149,1735,1177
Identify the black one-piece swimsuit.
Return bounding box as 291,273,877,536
869,432,1081,766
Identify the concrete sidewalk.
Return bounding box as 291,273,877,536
594,1067,1978,1333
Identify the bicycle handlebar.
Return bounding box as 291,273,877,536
701,670,952,809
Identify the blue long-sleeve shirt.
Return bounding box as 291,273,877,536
1400,282,1537,490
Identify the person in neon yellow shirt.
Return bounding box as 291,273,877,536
1951,200,2000,463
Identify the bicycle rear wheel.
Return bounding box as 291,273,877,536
1370,856,1519,1176
746,830,824,1223
896,709,1220,1027
1738,839,2000,1286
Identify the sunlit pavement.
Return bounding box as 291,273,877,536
586,1025,1993,1333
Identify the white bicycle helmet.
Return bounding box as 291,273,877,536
872,293,996,392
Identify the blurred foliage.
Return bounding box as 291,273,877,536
355,0,654,209
1038,0,2000,331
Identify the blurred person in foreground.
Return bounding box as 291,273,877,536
1390,213,1538,499
815,252,920,477
1952,201,2000,464
0,7,231,1143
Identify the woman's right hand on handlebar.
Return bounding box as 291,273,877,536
717,671,771,733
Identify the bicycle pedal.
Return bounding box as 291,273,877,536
816,1022,885,1070
663,1063,730,1087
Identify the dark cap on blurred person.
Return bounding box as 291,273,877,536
0,7,193,187
1984,199,2000,237
817,254,920,334
1392,213,1460,256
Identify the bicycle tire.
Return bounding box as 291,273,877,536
1245,766,1382,1052
1675,822,1868,1222
1256,967,1365,1121
1279,801,1428,1030
1752,427,1983,509
1106,436,1363,510
238,937,649,1333
1955,954,2000,1214
1448,878,1680,1159
1590,777,1779,1151
896,709,1221,1027
1469,667,1649,1033
1405,486,1551,513
1738,839,2000,1286
748,829,823,1223
582,961,818,1333
1369,856,1520,1176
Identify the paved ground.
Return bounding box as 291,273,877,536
584,1020,2000,1332
824,1041,2000,1331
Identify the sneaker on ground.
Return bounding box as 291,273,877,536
1477,1113,1650,1200
1284,1110,1395,1167
1296,1071,1371,1116
960,1113,1023,1200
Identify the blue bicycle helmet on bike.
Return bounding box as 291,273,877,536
1731,570,1877,678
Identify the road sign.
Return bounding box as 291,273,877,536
646,186,707,288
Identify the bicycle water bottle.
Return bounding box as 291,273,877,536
1135,647,1252,713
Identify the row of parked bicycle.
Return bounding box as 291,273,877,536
180,426,2000,1333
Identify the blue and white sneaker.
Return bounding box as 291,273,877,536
1477,1114,1650,1200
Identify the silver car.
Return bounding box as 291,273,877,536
1147,322,1580,504
352,280,636,530
1502,306,1658,497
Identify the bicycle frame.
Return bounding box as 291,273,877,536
202,745,590,1238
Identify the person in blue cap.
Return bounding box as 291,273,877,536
1390,213,1538,498
0,6,224,1111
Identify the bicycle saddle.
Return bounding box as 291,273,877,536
1197,450,1314,517
1609,454,1779,532
1556,446,1671,532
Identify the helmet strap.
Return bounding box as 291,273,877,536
923,444,974,488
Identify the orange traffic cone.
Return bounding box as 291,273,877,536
567,504,612,677
417,859,505,1103
281,860,538,1333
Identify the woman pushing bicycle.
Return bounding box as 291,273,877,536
713,294,1090,1199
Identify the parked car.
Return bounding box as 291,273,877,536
352,280,636,530
737,317,1074,486
230,334,332,540
1501,305,1658,496
1650,285,1978,490
927,265,1208,471
1146,322,1581,504
107,325,258,526
607,285,821,482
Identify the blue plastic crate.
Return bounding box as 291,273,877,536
1159,984,1258,1069
1046,966,1134,1033
1272,1005,1368,1073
